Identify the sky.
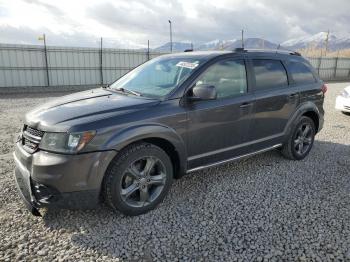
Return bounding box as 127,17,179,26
0,0,349,48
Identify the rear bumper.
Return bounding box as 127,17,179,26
335,96,350,112
13,143,116,215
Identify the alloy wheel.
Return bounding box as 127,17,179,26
120,156,167,208
293,123,313,156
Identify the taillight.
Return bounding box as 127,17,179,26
321,84,327,94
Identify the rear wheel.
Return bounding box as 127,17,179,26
281,116,316,160
341,111,350,116
103,142,173,216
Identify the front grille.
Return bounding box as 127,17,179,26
26,126,44,138
21,125,44,153
23,138,37,150
344,106,350,110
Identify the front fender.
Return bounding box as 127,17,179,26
103,123,187,174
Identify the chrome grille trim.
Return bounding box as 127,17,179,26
25,126,44,137
21,125,44,153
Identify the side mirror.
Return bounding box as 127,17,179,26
190,84,217,101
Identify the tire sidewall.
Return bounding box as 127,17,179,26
106,144,173,216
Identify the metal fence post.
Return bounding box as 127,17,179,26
317,57,322,76
43,34,50,86
147,40,150,61
100,37,103,85
333,57,338,80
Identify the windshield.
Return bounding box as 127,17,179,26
109,56,204,98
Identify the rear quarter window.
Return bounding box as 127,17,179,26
252,59,288,91
286,61,316,85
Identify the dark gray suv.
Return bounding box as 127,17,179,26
14,49,326,216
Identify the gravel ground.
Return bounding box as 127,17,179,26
1,83,350,261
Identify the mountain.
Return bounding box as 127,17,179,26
281,32,350,51
222,38,280,50
154,38,281,52
153,32,350,53
153,42,193,52
197,39,236,50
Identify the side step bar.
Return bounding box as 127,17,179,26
187,144,282,173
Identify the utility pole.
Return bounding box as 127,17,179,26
39,34,50,86
325,29,330,56
168,20,173,53
241,29,244,49
43,34,50,86
191,42,193,50
100,37,103,85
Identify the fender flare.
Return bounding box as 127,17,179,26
283,102,321,140
103,123,187,175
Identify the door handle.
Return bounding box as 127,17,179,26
239,102,253,108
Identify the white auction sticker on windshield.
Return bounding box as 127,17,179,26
176,61,199,69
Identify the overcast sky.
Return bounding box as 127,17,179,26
0,0,349,48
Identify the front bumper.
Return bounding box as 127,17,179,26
13,142,116,215
335,96,350,112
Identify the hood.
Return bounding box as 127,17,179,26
25,88,160,132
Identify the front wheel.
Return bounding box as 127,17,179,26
103,142,173,216
281,116,316,160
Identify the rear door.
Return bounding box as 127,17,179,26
248,57,300,150
285,59,323,109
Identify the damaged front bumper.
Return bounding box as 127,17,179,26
14,153,41,216
13,142,116,216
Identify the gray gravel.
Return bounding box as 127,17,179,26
1,83,350,261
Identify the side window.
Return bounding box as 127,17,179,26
195,59,247,99
287,61,316,84
252,59,288,91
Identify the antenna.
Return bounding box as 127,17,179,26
241,29,244,48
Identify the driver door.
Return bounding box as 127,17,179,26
186,58,255,170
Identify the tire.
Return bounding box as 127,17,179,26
280,116,316,160
341,111,350,116
103,142,173,216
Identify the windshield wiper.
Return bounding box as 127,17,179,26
114,87,142,96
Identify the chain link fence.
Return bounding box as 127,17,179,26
0,43,349,91
308,57,350,81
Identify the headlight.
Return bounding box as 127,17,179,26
341,90,349,98
39,131,96,153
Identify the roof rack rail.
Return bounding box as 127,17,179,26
233,47,246,52
231,48,302,56
291,51,301,56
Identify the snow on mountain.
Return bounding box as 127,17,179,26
154,38,280,52
282,32,350,50
153,32,350,53
154,42,193,52
197,39,236,50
